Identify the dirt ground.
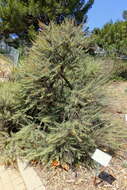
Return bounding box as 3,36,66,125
35,81,127,190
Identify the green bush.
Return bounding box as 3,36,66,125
112,59,127,80
0,21,126,167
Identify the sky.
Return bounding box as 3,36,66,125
87,0,127,30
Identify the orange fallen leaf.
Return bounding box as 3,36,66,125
51,161,60,167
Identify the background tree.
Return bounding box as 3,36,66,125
92,20,127,56
0,0,94,39
123,10,127,21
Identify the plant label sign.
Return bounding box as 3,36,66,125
91,149,112,167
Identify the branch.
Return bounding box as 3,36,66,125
60,73,73,90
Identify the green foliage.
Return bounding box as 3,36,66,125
0,21,126,167
93,21,127,56
112,59,127,80
0,81,20,134
94,57,127,81
0,0,94,39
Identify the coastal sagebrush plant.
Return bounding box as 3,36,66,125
0,21,126,167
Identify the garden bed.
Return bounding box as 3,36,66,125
34,81,127,190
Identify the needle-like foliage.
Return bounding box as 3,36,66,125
0,21,126,167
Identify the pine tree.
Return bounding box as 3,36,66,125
0,0,94,39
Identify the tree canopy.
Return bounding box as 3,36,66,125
0,0,94,38
92,20,127,56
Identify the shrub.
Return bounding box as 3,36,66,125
112,59,127,80
0,21,126,167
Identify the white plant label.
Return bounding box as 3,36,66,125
125,114,127,121
91,149,112,167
